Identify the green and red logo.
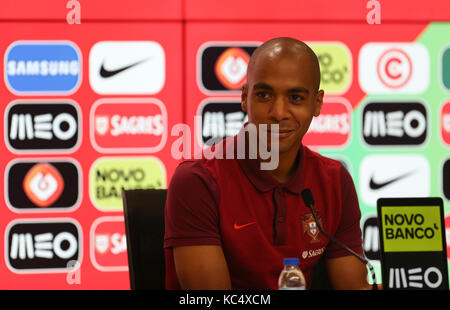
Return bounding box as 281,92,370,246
302,213,322,244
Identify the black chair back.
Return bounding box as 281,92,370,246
310,255,332,290
122,189,167,290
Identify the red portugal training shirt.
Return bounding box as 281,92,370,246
164,125,363,289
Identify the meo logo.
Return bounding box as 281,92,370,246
5,219,82,273
5,100,81,153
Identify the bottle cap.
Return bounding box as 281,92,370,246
283,257,299,266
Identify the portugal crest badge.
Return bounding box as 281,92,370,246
302,213,322,244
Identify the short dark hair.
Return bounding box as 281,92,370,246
247,37,321,93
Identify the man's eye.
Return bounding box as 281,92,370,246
256,92,270,99
291,94,305,101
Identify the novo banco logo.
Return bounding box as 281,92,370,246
309,42,352,95
89,157,166,211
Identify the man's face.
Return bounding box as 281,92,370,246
241,53,324,156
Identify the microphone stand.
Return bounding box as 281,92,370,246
302,189,378,290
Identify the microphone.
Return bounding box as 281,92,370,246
301,188,378,290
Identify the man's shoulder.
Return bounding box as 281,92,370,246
173,157,227,183
177,159,204,170
173,159,210,180
168,159,220,202
303,146,343,171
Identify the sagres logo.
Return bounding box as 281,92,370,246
5,41,81,95
5,159,81,212
309,42,352,95
89,41,165,95
359,43,429,94
441,101,450,145
90,217,127,272
198,99,248,147
90,98,167,153
362,215,380,261
303,97,351,148
5,218,82,273
5,100,81,153
89,157,166,211
362,100,428,146
198,42,260,93
359,155,430,206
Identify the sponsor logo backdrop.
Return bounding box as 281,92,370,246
0,0,449,289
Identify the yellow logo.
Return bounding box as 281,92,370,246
89,157,166,211
309,42,352,95
381,206,443,252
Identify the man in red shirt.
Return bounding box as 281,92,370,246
164,37,371,289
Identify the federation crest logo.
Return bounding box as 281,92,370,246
302,213,322,244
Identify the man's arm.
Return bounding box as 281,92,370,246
173,245,232,289
326,255,372,290
164,160,227,289
324,165,374,290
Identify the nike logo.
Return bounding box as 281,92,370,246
99,58,148,78
369,170,416,190
233,221,256,230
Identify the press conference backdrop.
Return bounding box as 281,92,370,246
0,0,449,289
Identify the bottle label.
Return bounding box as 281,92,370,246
279,287,305,290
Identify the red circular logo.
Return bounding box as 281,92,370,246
376,48,413,89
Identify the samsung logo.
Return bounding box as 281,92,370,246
7,60,79,76
4,41,82,95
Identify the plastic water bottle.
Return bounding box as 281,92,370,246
278,257,306,290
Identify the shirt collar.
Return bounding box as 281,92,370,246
235,123,305,195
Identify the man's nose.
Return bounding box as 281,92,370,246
269,96,289,121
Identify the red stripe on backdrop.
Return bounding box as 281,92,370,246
185,0,450,22
1,0,450,22
0,0,182,21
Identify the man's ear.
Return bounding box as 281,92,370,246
313,89,324,117
241,83,248,112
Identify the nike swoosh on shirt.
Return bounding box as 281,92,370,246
99,58,149,78
233,221,256,230
369,170,416,190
